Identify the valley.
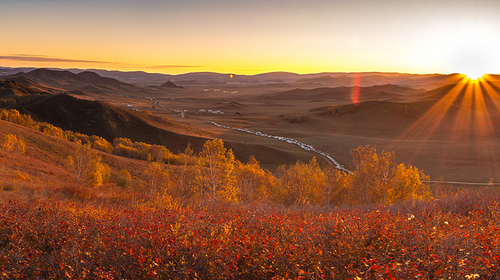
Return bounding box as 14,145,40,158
2,68,500,182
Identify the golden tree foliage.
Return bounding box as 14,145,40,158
144,161,171,195
349,145,431,204
277,157,326,205
91,135,114,154
0,109,39,130
387,163,431,203
349,145,395,204
113,138,175,163
117,169,132,188
196,139,238,202
2,134,25,155
234,156,277,203
323,165,351,205
40,123,66,139
67,145,109,188
174,144,197,197
1,106,432,206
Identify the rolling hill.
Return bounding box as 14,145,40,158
258,84,423,102
5,68,135,96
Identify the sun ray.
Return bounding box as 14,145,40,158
450,81,474,142
474,78,500,174
390,74,500,182
393,80,467,143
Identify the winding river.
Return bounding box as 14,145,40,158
210,121,352,173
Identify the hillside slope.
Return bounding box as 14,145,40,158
0,120,149,201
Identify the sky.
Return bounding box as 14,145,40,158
1,0,500,76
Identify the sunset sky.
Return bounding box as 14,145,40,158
1,0,500,76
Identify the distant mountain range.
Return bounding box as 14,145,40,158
0,66,468,89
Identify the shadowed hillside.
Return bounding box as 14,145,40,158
1,90,311,166
16,94,210,152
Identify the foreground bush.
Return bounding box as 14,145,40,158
1,191,500,279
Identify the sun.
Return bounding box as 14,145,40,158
463,71,485,82
440,22,500,81
452,52,491,82
449,47,496,82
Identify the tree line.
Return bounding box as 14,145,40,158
1,108,431,206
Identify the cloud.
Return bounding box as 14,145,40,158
145,64,204,69
0,54,116,64
0,54,204,70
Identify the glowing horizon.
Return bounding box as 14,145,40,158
1,0,500,76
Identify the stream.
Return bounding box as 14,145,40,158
210,121,352,173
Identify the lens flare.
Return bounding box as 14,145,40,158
351,73,360,105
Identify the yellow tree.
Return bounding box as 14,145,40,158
2,134,25,155
144,161,171,195
323,165,350,206
90,135,114,154
175,144,197,197
387,164,431,203
234,156,277,203
67,145,109,188
277,157,326,205
117,169,132,188
349,145,395,204
348,145,431,205
197,139,237,202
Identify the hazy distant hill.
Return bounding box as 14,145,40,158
160,81,184,89
0,66,468,89
7,68,132,89
0,67,37,77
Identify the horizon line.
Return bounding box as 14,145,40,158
0,65,478,77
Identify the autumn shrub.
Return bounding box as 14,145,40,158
67,145,109,188
3,193,500,279
117,169,132,188
2,133,25,155
144,161,172,195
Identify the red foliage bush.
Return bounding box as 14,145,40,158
2,192,500,279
